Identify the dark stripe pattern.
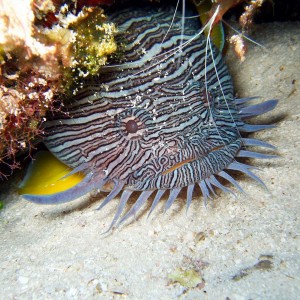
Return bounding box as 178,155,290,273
24,4,277,229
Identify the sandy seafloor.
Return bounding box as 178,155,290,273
0,22,299,300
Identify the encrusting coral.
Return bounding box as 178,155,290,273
0,0,116,178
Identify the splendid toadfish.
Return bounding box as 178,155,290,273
20,2,277,229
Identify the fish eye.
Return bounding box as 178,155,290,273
125,119,139,134
116,107,154,141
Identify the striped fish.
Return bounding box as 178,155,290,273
23,3,277,229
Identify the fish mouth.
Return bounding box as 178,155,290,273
161,158,196,175
161,145,225,176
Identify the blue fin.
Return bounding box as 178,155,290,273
186,184,195,212
218,170,245,194
147,189,165,218
198,180,212,206
239,99,278,118
96,181,124,210
107,190,133,231
209,174,235,195
23,172,106,204
119,190,153,225
237,150,278,159
227,162,267,189
235,97,258,105
238,124,276,132
242,138,276,150
164,188,181,213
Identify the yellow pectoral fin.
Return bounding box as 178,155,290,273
18,151,85,195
